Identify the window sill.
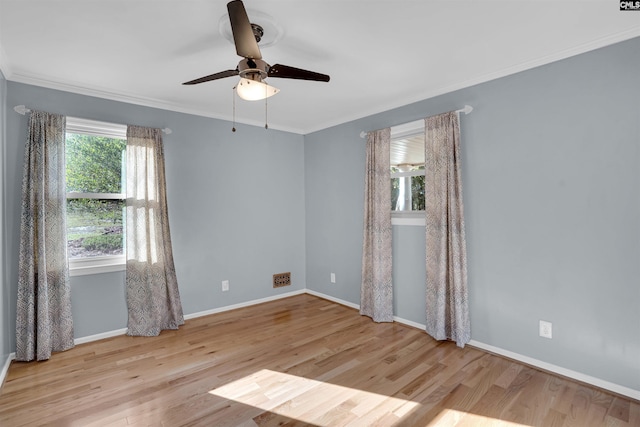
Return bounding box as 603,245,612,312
69,255,125,276
391,211,425,226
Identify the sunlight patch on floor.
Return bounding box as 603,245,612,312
209,369,420,425
209,369,532,426
427,409,531,426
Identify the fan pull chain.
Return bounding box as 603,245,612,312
232,86,237,132
264,84,269,129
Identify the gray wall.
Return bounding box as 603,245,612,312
1,37,638,393
0,70,8,368
4,82,307,345
304,37,640,391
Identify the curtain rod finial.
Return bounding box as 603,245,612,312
162,128,172,135
14,105,31,115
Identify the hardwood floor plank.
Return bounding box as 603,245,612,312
1,294,638,426
465,383,510,421
627,401,640,426
540,409,567,427
607,396,631,422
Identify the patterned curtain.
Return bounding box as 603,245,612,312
424,111,470,347
16,111,74,361
126,125,184,336
360,128,394,322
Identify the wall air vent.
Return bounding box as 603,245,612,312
273,272,291,288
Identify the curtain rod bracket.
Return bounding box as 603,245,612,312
458,105,473,115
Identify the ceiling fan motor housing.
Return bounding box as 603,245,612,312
238,58,270,81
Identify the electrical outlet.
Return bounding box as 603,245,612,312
330,273,336,283
222,280,229,292
539,320,552,339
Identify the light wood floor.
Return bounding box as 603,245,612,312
0,294,638,426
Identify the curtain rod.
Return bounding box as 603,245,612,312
13,105,173,135
359,104,473,138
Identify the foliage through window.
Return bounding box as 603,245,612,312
65,118,126,262
391,166,425,211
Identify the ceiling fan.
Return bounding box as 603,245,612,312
183,0,330,101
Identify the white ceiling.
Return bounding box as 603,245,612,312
1,1,639,134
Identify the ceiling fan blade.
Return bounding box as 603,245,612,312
268,64,330,82
228,0,261,59
182,69,239,85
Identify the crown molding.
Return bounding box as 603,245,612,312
0,42,12,79
5,28,640,136
303,27,640,134
7,72,306,135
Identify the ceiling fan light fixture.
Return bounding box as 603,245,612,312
236,77,279,101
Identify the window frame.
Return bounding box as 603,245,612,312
390,119,426,226
65,117,127,276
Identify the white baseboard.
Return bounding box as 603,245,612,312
184,289,307,320
304,289,426,331
74,328,128,346
468,340,640,401
304,289,360,310
0,353,15,388
0,330,130,390
393,315,426,330
305,289,640,400
68,290,308,349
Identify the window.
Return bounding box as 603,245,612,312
390,120,425,225
65,117,127,276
